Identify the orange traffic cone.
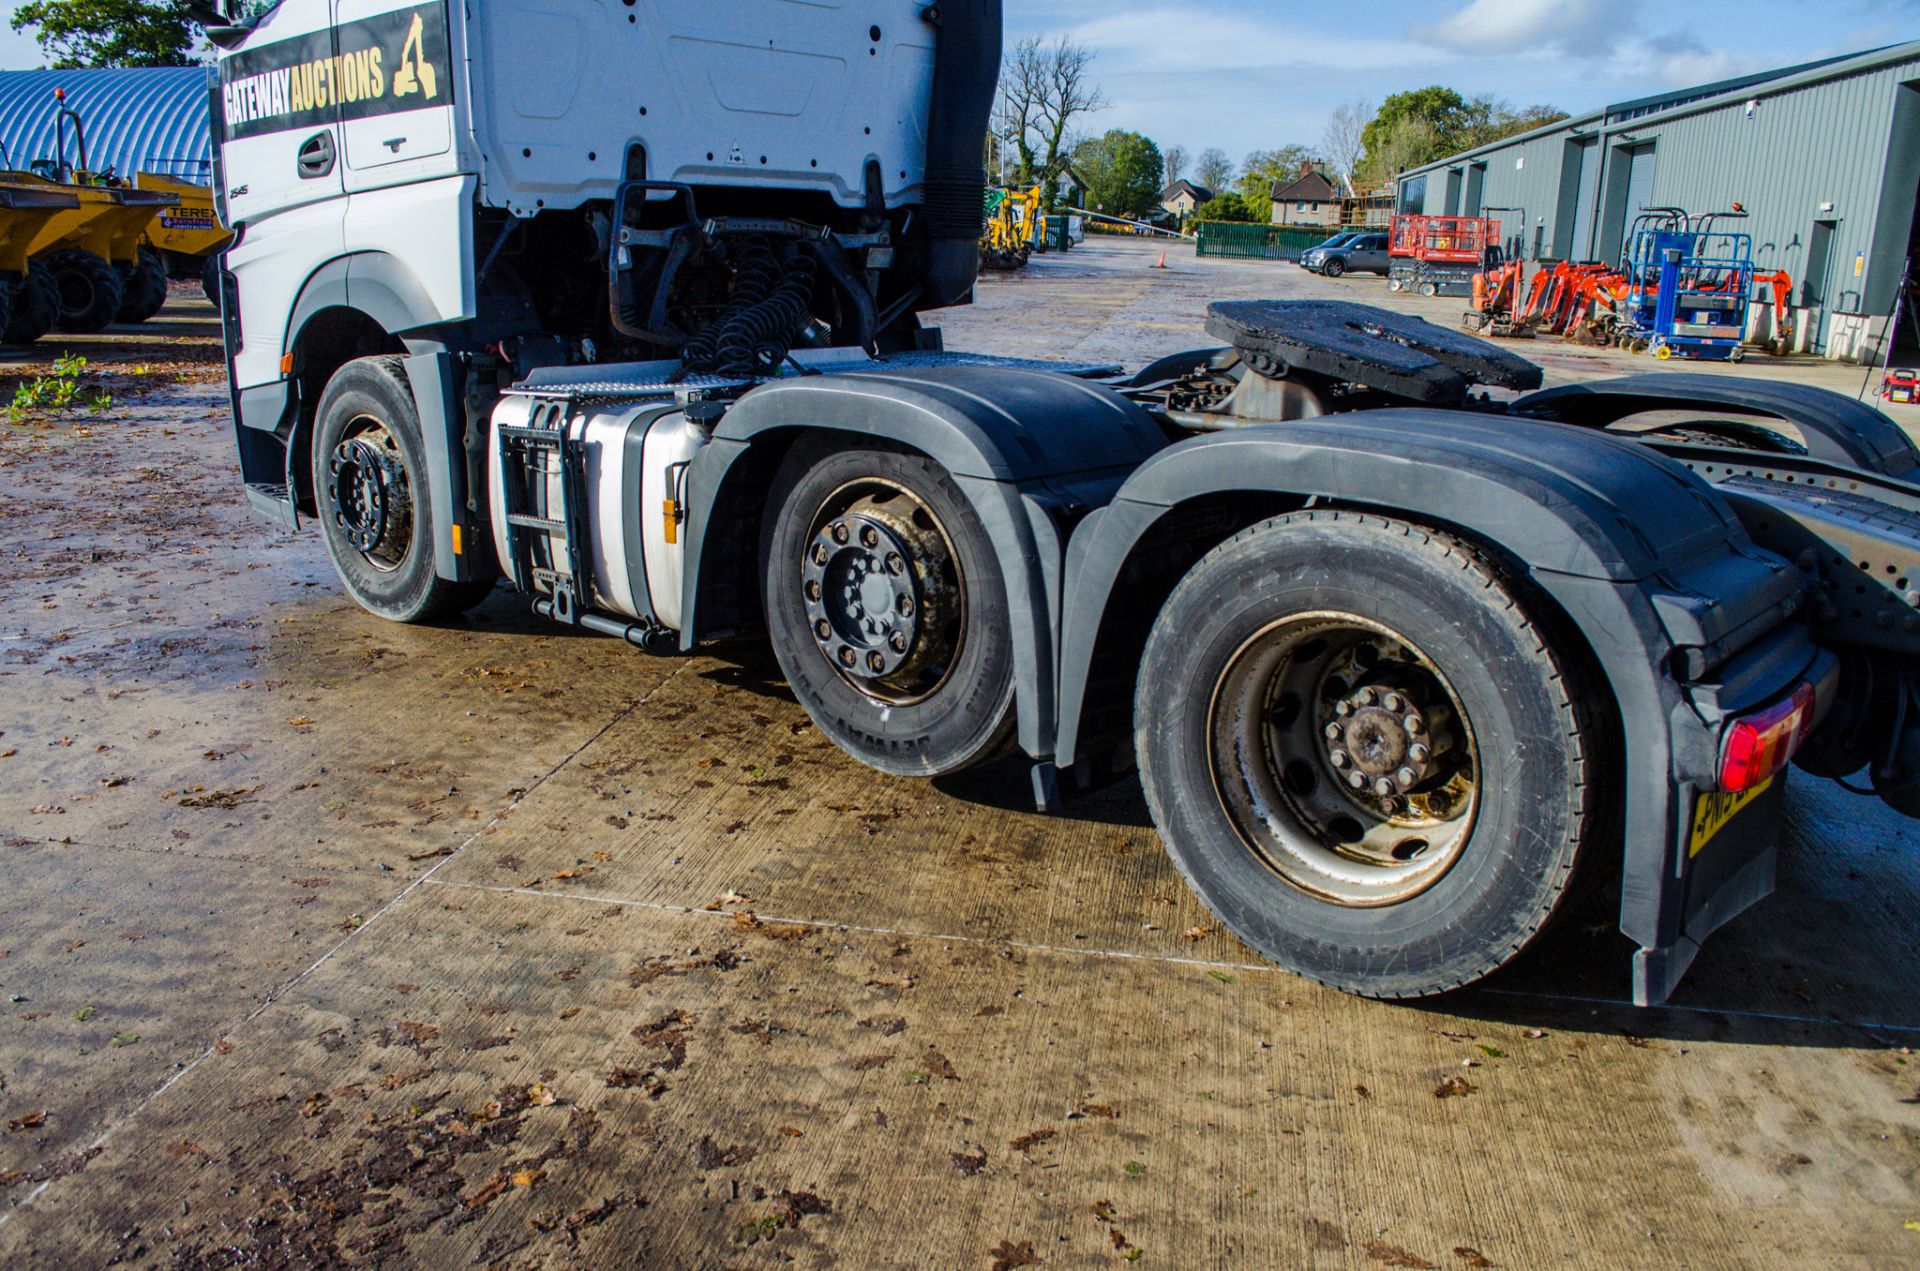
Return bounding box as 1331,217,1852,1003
1153,250,1168,269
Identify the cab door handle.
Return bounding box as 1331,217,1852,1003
297,131,335,179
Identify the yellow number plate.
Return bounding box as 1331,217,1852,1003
1688,777,1774,857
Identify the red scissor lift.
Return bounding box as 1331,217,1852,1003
1388,215,1501,297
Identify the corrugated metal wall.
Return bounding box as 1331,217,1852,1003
1421,128,1573,257
1628,56,1920,333
0,67,212,181
1404,46,1920,351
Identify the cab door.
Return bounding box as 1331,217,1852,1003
215,0,343,227
336,0,459,191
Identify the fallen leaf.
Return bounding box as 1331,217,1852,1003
527,1083,558,1106
1453,1247,1496,1268
7,1111,48,1133
73,1005,94,1022
924,1048,960,1081
109,1032,139,1048
1072,1102,1118,1119
1364,1238,1436,1268
1433,1075,1477,1099
1124,1160,1146,1176
512,1168,545,1187
1206,970,1235,984
951,1148,987,1176
1009,1128,1056,1153
988,1239,1039,1271
1476,1044,1506,1059
286,716,315,727
1091,1199,1117,1222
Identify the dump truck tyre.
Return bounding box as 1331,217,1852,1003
47,249,124,333
5,262,61,344
201,253,222,307
761,438,1018,778
1135,510,1604,999
115,248,170,324
312,356,494,624
0,280,17,345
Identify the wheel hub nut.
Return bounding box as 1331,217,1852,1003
1325,682,1440,795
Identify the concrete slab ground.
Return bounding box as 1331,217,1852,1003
0,255,1915,1268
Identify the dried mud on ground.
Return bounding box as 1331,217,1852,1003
0,253,1915,1268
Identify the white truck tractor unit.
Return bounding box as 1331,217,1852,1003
209,0,1920,1006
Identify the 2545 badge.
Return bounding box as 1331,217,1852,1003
220,2,452,143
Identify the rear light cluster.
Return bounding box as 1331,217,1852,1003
1718,683,1816,793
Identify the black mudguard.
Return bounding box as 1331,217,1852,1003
1054,408,1817,1005
680,366,1170,759
1514,373,1920,477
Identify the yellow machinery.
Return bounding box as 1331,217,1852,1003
135,169,232,304
981,185,1043,270
0,182,80,343
0,170,175,333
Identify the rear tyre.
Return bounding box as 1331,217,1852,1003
762,438,1018,777
47,248,125,333
1136,511,1604,998
1418,282,1439,298
1322,257,1346,278
312,356,494,623
6,262,61,344
115,247,169,324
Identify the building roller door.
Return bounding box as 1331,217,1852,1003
1569,139,1599,260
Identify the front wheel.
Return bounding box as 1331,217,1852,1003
762,439,1017,777
1136,511,1609,998
46,248,124,333
115,247,169,324
311,356,493,623
1322,257,1345,278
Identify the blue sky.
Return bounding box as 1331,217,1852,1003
1005,0,1914,161
0,0,1910,163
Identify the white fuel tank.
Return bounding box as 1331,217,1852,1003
487,394,708,632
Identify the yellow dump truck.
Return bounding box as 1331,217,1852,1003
0,181,81,343
0,171,174,332
136,170,230,304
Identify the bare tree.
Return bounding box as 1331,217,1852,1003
1163,144,1188,187
996,35,1109,204
1195,147,1234,194
1322,98,1371,196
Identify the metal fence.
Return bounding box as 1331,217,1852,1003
1194,222,1338,261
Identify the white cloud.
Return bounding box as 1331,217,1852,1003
1068,9,1454,74
1421,0,1631,57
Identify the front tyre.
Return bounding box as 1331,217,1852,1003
762,439,1017,777
47,248,124,333
1322,257,1346,278
311,356,493,623
115,247,169,324
1136,511,1605,998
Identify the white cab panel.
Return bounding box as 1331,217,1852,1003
464,0,935,216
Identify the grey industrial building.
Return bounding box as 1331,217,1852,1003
1395,41,1920,363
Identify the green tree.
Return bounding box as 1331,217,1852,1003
12,0,204,68
1360,86,1477,165
1072,129,1164,217
1238,145,1323,203
1193,192,1258,223
1357,88,1568,181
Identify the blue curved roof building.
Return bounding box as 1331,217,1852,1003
0,66,212,182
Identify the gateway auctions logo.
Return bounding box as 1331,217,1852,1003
220,1,452,142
